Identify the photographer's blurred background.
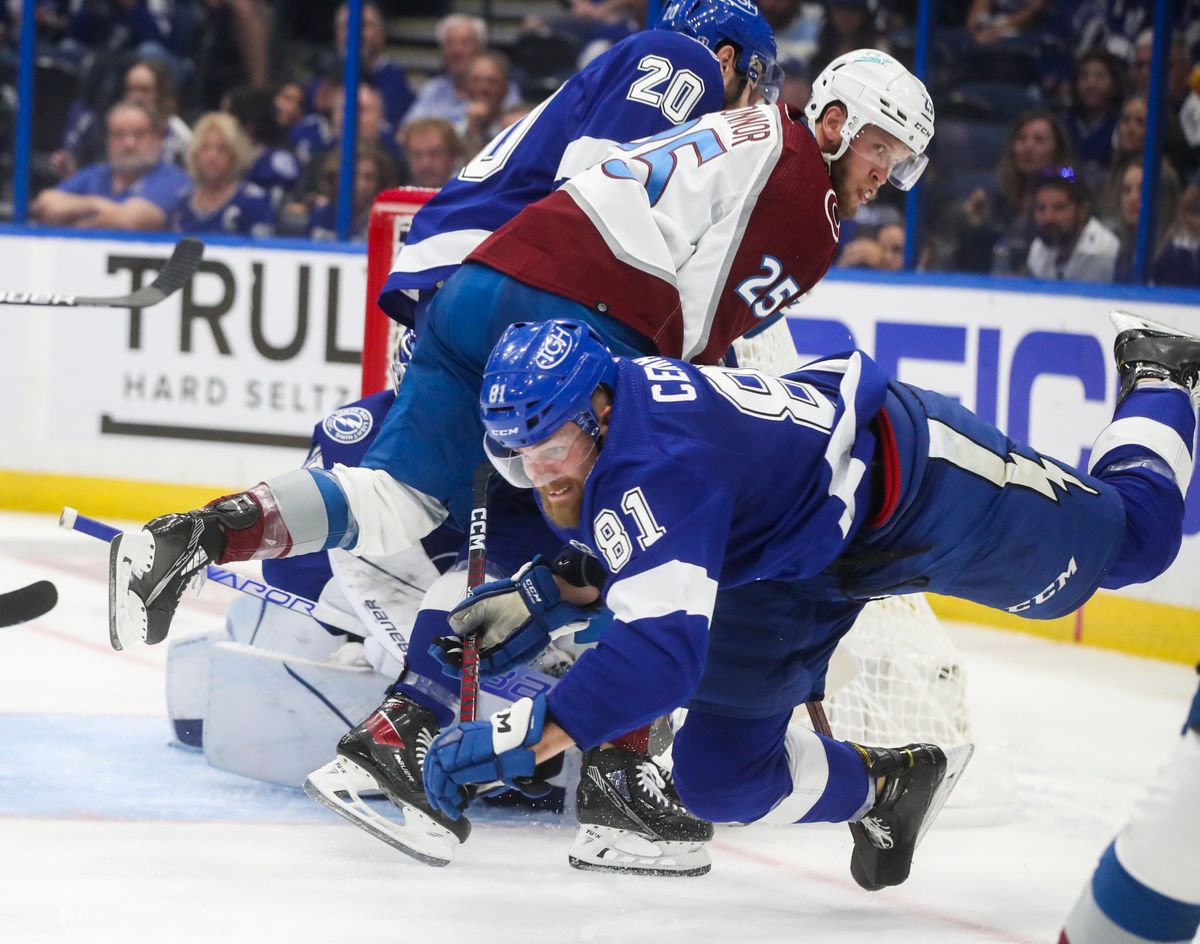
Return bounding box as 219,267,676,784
0,0,1195,284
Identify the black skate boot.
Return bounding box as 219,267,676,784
108,495,258,650
848,742,974,890
569,745,714,877
304,693,470,867
1111,310,1200,407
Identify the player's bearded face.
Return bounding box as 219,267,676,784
522,420,601,528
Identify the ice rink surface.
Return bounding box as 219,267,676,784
0,509,1196,944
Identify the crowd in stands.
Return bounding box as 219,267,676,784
2,0,1199,286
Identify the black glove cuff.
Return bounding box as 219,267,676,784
550,544,607,590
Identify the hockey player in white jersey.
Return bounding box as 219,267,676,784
107,47,937,869
1059,667,1200,943
420,311,1200,889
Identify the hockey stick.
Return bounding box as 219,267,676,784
62,507,560,710
0,238,204,308
0,581,58,627
459,463,493,723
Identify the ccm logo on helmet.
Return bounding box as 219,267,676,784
534,324,576,370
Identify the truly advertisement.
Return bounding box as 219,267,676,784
0,234,365,485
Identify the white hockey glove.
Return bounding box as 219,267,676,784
433,550,610,678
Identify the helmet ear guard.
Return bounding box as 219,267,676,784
805,49,934,190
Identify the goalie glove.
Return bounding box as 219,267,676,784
432,553,611,678
423,695,563,819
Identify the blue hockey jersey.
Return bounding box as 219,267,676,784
379,29,726,325
170,182,275,237
544,352,889,748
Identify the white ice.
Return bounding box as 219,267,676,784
0,509,1195,944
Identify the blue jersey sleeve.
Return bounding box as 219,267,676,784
131,163,191,211
56,164,106,196
546,461,732,748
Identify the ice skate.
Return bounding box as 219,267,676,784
848,741,974,890
1111,310,1200,406
304,693,470,867
569,745,714,877
108,496,256,651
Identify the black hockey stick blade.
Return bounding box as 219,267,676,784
0,581,58,627
0,238,204,308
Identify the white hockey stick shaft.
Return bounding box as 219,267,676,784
60,506,362,634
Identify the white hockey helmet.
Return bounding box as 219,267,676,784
805,49,934,190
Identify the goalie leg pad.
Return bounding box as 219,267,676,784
165,630,225,748
203,641,388,787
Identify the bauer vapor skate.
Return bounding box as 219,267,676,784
1111,310,1200,407
848,741,974,890
107,496,256,651
304,693,470,867
569,745,714,877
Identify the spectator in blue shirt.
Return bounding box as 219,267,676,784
402,14,521,128
171,112,275,237
31,100,189,230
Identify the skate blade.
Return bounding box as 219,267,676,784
304,756,457,868
1110,309,1200,341
915,742,975,848
567,825,711,877
108,531,153,651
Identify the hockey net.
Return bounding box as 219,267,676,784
363,189,1017,821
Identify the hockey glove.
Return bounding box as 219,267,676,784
108,494,258,650
423,695,560,819
432,554,610,678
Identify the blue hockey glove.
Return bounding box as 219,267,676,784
423,695,556,819
431,555,609,678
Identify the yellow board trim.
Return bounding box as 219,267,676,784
0,469,235,524
928,593,1200,666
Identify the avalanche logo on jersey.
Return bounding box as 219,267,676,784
534,323,576,370
323,407,374,444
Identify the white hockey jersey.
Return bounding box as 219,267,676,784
468,102,840,364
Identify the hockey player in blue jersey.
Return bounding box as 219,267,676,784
105,22,944,873
418,311,1200,890
1059,668,1200,942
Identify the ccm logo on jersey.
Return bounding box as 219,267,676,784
1006,557,1077,613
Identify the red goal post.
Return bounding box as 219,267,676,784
363,187,437,398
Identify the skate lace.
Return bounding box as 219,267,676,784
414,727,434,767
634,762,672,809
860,815,894,850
